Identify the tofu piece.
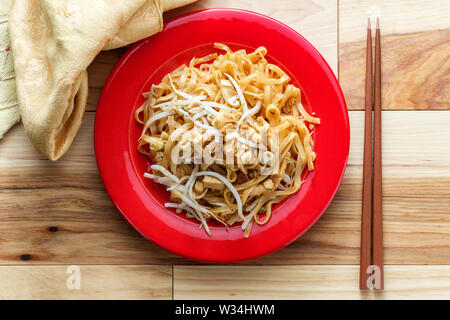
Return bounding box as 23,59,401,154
194,181,204,194
203,176,224,191
236,171,250,184
263,178,274,190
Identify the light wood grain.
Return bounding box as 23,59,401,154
165,0,338,73
174,265,450,299
339,0,450,110
0,265,171,299
86,48,127,112
1,111,449,264
340,0,450,43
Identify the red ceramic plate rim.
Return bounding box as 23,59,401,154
94,8,350,263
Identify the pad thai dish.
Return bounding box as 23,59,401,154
135,43,320,237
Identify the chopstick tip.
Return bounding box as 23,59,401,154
367,17,371,29
376,17,380,29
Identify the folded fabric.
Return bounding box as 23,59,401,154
0,0,19,139
8,0,196,160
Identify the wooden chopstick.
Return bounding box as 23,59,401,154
360,18,373,290
372,18,384,290
359,18,384,290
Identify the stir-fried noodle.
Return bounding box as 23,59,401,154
135,43,320,237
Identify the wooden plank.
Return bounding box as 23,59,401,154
1,188,447,265
174,265,450,299
340,0,450,43
0,221,180,265
339,0,450,110
1,111,450,264
0,265,171,299
164,0,338,73
86,48,127,112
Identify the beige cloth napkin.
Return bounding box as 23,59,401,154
0,0,19,139
8,0,196,160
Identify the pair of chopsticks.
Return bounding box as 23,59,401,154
359,18,384,290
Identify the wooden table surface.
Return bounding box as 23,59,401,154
1,0,449,299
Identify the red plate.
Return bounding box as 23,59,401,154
95,9,349,262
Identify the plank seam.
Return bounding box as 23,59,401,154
171,264,174,300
